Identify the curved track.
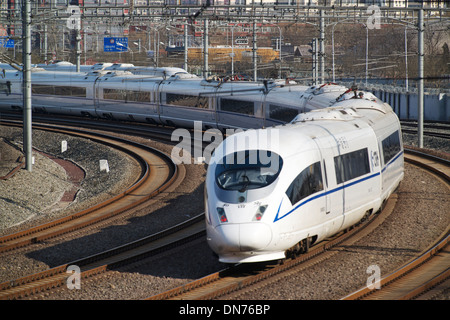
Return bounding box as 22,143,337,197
146,194,401,300
146,148,449,300
341,149,450,300
0,119,447,300
0,121,178,253
341,230,449,300
0,214,204,300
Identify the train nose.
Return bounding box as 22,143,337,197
217,223,272,252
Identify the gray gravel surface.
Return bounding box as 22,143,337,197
0,125,448,301
402,130,450,155
0,138,72,228
28,160,448,301
0,126,141,234
0,127,220,294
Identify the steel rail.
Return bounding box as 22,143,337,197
0,213,204,300
0,119,200,300
146,148,449,300
340,149,450,300
341,231,449,300
0,121,177,253
404,148,450,184
146,193,400,300
401,129,450,141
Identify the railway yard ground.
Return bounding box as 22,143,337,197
0,122,448,303
0,126,142,232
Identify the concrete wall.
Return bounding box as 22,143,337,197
340,82,449,122
371,89,449,122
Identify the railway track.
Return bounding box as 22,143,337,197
0,214,204,300
0,121,178,253
145,148,449,300
341,229,449,300
0,117,447,300
401,121,450,141
145,194,401,300
341,148,450,300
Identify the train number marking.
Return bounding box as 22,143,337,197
337,136,349,150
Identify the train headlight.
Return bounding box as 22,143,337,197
217,207,228,223
253,205,268,221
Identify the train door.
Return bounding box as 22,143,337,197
313,134,344,238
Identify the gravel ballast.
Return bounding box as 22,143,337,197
0,124,448,300
22,161,449,301
0,125,141,235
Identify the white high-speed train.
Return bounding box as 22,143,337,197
1,61,189,78
0,62,403,264
0,65,381,130
205,97,404,263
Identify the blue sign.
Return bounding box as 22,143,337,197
104,37,128,52
0,37,14,48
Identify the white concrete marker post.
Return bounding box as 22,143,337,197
61,140,67,153
99,159,109,173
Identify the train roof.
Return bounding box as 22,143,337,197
31,61,191,78
213,99,395,163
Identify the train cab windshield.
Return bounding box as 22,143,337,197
215,150,283,192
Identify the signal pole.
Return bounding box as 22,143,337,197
22,0,32,172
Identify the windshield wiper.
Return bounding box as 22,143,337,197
239,175,250,193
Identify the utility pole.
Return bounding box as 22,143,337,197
76,29,81,72
22,0,32,172
319,9,325,84
184,20,188,72
43,24,48,64
309,38,318,85
253,20,257,82
203,18,209,78
67,5,81,72
417,8,424,148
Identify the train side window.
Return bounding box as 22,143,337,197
32,84,86,97
286,162,323,205
269,104,298,122
32,84,53,95
104,89,126,100
0,81,11,95
166,93,208,108
127,91,150,102
382,130,401,165
54,86,86,97
70,87,86,97
220,98,254,115
334,148,370,184
103,89,150,102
